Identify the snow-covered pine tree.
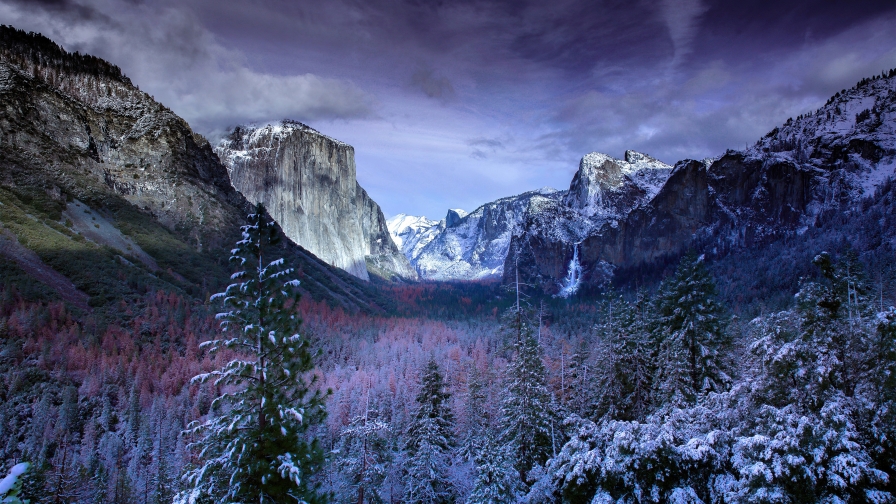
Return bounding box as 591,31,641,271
334,402,391,503
176,204,327,504
403,359,455,504
872,308,896,492
565,337,597,420
498,319,557,485
467,430,522,504
459,366,489,462
653,252,729,406
592,291,654,421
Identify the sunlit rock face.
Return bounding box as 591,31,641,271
390,189,564,281
216,121,417,281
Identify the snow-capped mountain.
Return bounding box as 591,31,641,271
512,70,896,293
387,213,441,258
565,150,672,220
390,151,672,282
395,189,563,280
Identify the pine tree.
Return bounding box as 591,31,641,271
335,398,391,504
653,252,729,406
176,204,327,504
459,367,488,462
467,431,522,504
498,320,557,484
871,308,896,492
594,291,654,421
403,359,455,504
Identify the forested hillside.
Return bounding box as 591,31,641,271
1,24,894,504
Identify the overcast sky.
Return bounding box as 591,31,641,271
2,0,894,219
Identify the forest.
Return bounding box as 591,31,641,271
1,204,894,503
1,17,895,504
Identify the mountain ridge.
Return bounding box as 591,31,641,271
215,120,417,282
0,25,394,314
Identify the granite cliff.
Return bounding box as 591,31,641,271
215,122,417,282
0,26,393,313
509,70,896,293
388,189,562,280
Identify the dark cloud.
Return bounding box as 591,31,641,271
3,0,110,23
411,68,456,101
1,0,893,219
0,0,376,134
467,136,507,160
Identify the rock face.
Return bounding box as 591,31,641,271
0,26,395,313
564,150,672,220
392,189,563,280
504,150,673,289
0,27,241,251
215,122,417,281
511,71,896,292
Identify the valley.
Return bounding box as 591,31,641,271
0,21,895,504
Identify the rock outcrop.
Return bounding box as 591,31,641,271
0,27,241,251
510,71,896,292
215,121,417,281
0,26,395,313
393,189,563,280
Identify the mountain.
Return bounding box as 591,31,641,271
504,150,674,293
387,213,441,258
390,150,670,282
511,70,896,293
392,189,563,280
0,26,393,314
215,121,417,282
386,70,895,294
564,150,672,222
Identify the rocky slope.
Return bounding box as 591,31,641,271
510,70,896,293
390,189,563,280
215,121,417,282
0,26,393,313
390,150,671,282
387,213,441,259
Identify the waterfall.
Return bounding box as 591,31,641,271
556,243,582,298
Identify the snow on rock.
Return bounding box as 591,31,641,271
0,463,29,497
387,213,441,256
747,73,896,202
564,150,672,220
401,189,564,281
217,120,417,281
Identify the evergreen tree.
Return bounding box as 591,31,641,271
653,252,729,406
565,337,596,420
592,291,654,421
334,408,391,504
403,359,454,504
498,320,557,484
176,204,327,504
459,367,488,462
872,308,896,493
467,431,521,504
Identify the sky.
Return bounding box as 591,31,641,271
1,0,894,220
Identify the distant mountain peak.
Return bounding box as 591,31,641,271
564,151,672,218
